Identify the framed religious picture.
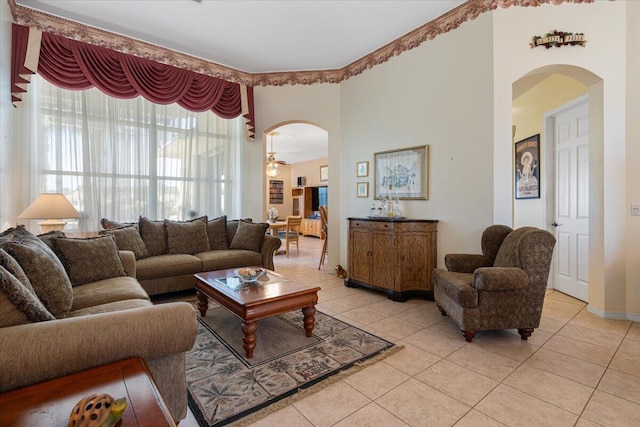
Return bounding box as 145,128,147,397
356,161,369,177
320,165,328,182
514,134,540,199
374,145,429,200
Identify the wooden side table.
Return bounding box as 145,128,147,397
0,357,176,427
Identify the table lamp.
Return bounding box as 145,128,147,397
18,193,81,233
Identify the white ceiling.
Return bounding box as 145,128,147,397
269,123,328,165
16,0,465,164
17,0,465,73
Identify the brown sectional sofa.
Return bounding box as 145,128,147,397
101,216,281,296
0,227,196,423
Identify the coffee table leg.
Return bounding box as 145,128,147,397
196,290,209,317
241,321,258,359
302,305,316,337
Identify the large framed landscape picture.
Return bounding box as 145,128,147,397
374,145,429,200
514,134,540,199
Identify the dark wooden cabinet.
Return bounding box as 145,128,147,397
345,218,438,301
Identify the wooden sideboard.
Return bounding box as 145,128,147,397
302,218,323,238
345,217,438,301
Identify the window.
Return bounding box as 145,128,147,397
29,76,242,231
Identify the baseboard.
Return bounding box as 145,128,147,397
587,305,640,321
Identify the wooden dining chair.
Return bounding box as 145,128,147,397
318,206,328,269
276,215,302,257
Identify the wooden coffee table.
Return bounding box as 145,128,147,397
0,357,175,427
195,268,320,359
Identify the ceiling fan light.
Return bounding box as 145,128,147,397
266,131,281,177
266,164,280,177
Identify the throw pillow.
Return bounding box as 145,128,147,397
100,218,137,230
226,218,253,247
0,225,73,316
0,266,55,327
0,248,34,294
100,226,148,259
230,220,268,252
37,230,66,251
165,216,210,254
54,235,126,287
138,216,166,256
207,215,228,250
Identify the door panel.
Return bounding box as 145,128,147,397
399,234,429,289
349,230,371,283
370,233,394,289
553,100,589,302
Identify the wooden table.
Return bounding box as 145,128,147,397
268,221,287,236
195,268,320,359
0,357,176,427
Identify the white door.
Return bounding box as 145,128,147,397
552,100,589,302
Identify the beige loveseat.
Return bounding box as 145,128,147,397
100,216,281,296
0,226,197,423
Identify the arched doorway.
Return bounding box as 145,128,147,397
512,65,602,304
262,122,330,266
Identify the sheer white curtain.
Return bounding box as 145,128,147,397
23,75,242,232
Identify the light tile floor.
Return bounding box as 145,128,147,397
175,236,640,427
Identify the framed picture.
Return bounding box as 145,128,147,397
374,145,429,200
514,134,540,199
320,165,328,182
356,182,369,198
356,161,369,177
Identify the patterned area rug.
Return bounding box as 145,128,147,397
186,307,397,427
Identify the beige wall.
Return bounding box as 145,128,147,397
493,1,634,319
252,85,341,268
290,157,329,189
625,0,640,318
0,0,14,231
512,74,588,228
340,11,495,267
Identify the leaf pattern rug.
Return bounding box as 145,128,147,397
186,307,396,427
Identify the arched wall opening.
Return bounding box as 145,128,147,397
261,121,333,268
511,64,607,312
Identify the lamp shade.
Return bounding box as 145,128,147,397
18,193,81,219
18,193,80,233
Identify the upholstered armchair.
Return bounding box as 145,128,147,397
433,225,556,342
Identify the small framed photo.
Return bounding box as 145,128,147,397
356,161,369,177
356,182,369,198
320,165,328,182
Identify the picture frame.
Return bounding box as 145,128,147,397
356,161,369,177
320,165,328,182
356,182,369,198
374,145,429,200
514,134,540,199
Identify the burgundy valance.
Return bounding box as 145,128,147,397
11,24,41,105
11,24,255,139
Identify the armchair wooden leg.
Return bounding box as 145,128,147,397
518,328,534,340
436,304,447,316
461,329,476,342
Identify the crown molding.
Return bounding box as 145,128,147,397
10,0,595,87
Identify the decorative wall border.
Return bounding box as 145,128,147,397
9,0,595,87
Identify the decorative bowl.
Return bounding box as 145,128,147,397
235,267,264,283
